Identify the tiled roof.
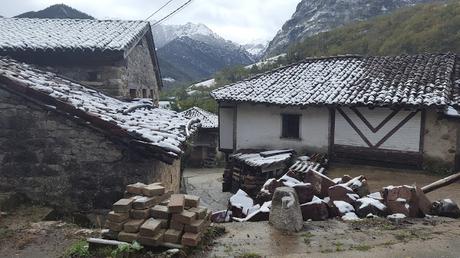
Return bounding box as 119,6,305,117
211,54,459,108
0,18,149,53
0,57,199,162
181,107,218,129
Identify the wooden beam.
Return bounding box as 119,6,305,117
422,173,460,194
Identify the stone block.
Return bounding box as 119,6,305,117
130,208,151,220
138,230,164,247
133,197,157,210
387,200,410,217
118,232,138,243
172,210,196,225
383,185,415,202
164,229,183,244
105,220,125,232
142,184,165,197
126,182,146,195
269,187,303,232
184,219,206,234
139,218,162,237
181,232,201,247
343,176,370,197
168,194,185,213
158,219,169,229
188,207,208,220
113,198,134,213
170,221,185,231
107,211,129,223
184,195,200,208
151,205,170,220
303,170,335,197
123,219,146,233
355,197,388,218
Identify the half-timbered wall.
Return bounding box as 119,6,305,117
334,107,422,152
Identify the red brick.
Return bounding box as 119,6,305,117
181,232,201,247
188,207,207,220
151,205,170,220
123,219,146,233
184,195,200,208
164,229,183,244
184,219,206,233
170,220,185,231
172,210,196,225
130,209,150,219
328,185,358,203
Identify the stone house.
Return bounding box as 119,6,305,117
0,58,199,220
211,54,460,171
0,18,162,103
181,107,220,167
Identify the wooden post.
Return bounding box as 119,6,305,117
422,173,460,194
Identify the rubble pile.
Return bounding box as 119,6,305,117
102,182,211,247
225,169,460,223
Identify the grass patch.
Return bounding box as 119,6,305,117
334,242,345,252
0,227,14,240
301,232,314,244
392,229,433,243
63,240,90,258
351,218,397,231
352,244,372,252
320,248,334,253
237,253,262,258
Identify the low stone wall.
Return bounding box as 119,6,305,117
0,88,179,214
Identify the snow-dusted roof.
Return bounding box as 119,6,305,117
212,54,460,108
0,57,199,162
231,150,293,168
0,18,149,54
180,107,218,129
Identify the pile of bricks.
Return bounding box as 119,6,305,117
103,182,211,247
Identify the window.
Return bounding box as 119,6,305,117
150,90,154,98
281,114,300,139
129,89,137,98
142,89,147,98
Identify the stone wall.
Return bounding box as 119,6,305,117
0,87,179,214
423,109,459,171
48,36,160,104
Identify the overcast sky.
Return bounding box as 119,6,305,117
1,0,300,44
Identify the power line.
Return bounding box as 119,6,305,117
144,0,175,21
150,0,193,27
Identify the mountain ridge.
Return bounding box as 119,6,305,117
15,4,94,19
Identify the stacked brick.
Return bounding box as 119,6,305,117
103,182,211,247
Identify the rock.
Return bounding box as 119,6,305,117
302,170,335,197
341,212,360,221
328,185,358,204
355,197,387,218
300,197,329,221
269,187,303,232
293,183,315,204
386,199,410,217
341,175,352,184
332,200,355,216
387,213,407,223
430,199,460,218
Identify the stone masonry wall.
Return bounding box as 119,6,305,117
0,87,179,214
48,36,160,104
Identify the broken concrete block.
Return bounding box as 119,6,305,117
168,194,185,213
139,218,162,237
133,197,157,210
142,184,165,197
138,230,165,247
181,232,201,247
383,185,415,202
113,198,134,213
184,219,206,233
130,209,151,220
126,183,146,195
151,205,170,220
269,187,303,232
303,170,336,197
386,199,410,217
105,220,125,232
123,219,146,233
300,197,329,221
172,210,196,225
118,231,138,243
293,183,315,205
430,199,460,218
107,211,129,223
415,186,432,216
328,185,358,204
188,206,207,220
343,176,370,197
332,200,355,216
355,197,388,218
184,195,200,208
164,229,183,244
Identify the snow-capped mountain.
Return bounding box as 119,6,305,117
264,0,440,57
153,23,254,85
243,39,269,60
15,4,94,19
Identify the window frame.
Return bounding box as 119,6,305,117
280,113,301,140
